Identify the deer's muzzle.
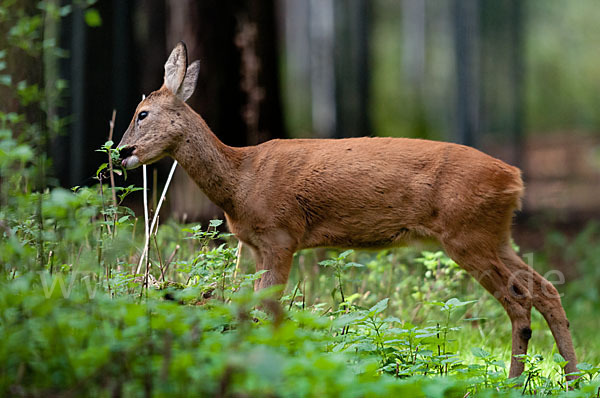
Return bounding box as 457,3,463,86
119,146,140,169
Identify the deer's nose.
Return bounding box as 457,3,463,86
119,146,136,160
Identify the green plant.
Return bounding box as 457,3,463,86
319,249,363,306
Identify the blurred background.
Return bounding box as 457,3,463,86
3,0,600,249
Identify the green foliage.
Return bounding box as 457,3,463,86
319,249,363,306
2,240,599,396
84,8,102,27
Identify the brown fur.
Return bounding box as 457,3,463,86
118,43,578,380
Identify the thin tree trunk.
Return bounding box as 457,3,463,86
453,0,480,147
334,0,370,138
509,0,524,170
309,0,336,138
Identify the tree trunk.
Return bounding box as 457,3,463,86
453,0,480,147
334,0,371,138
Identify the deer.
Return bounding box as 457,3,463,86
117,42,578,380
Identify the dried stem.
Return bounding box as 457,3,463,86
160,244,180,282
152,234,165,281
107,109,118,209
288,279,302,311
141,164,150,281
136,161,178,274
98,173,112,236
233,240,243,280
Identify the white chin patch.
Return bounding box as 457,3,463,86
122,155,140,169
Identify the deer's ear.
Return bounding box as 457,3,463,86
164,42,188,94
177,60,200,102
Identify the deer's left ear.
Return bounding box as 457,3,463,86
176,60,200,102
164,42,188,94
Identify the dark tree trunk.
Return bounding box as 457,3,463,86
453,0,480,147
135,0,168,95
508,0,524,170
478,0,525,168
401,0,429,139
334,0,371,138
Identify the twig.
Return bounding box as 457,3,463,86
107,110,118,241
152,168,158,211
107,110,117,209
136,161,178,274
98,174,112,236
233,240,243,280
152,234,165,282
130,217,137,270
160,244,180,281
288,279,302,311
140,164,150,278
48,250,54,275
140,164,150,299
320,307,332,317
302,280,306,310
522,372,531,395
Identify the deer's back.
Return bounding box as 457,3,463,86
232,137,523,249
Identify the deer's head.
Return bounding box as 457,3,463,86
118,42,200,169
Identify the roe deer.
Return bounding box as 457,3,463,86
118,42,578,380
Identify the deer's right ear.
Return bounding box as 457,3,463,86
164,42,188,94
176,60,200,102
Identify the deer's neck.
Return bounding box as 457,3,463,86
172,112,243,217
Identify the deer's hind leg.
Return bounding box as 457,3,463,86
443,239,533,378
499,245,578,379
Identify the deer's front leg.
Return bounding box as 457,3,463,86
254,246,295,290
250,230,297,291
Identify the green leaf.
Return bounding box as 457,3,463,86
444,298,477,309
368,298,389,315
471,347,490,358
209,219,223,228
383,316,402,324
577,362,594,372
344,261,364,269
84,8,102,27
12,145,34,162
96,163,107,177
333,311,367,328
339,249,354,259
0,74,12,86
59,5,72,17
318,259,336,267
553,353,567,365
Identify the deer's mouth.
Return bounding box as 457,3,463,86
119,146,140,169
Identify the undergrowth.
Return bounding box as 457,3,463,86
1,201,600,396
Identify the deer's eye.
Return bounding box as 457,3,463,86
138,111,148,121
